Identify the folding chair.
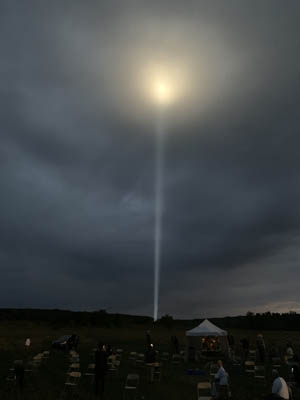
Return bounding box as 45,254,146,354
254,365,265,381
116,348,123,354
6,368,16,391
68,363,80,372
217,384,230,400
84,363,95,385
85,363,95,376
245,360,255,373
129,352,137,361
107,355,120,373
271,357,281,368
287,384,294,400
172,354,181,365
69,353,80,363
209,363,218,377
249,350,256,361
32,354,43,368
153,362,161,382
161,352,169,361
60,372,81,400
42,350,50,360
135,353,144,367
123,373,139,400
232,356,241,366
66,371,81,384
197,382,212,400
6,367,16,379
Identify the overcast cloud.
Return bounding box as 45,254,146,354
1,1,300,318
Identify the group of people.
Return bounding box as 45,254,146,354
213,333,300,400
239,334,267,363
9,330,299,400
210,360,292,399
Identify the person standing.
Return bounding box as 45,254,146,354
94,343,108,397
145,344,156,383
256,334,266,364
211,360,229,398
25,337,31,360
146,330,151,349
228,335,235,350
292,355,300,387
14,360,25,393
241,337,249,363
286,342,294,362
173,336,179,354
264,370,289,399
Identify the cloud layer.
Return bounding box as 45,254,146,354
1,1,300,317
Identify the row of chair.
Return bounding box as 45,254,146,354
128,351,182,365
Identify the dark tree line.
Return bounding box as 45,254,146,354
212,311,300,331
1,309,300,330
0,308,152,327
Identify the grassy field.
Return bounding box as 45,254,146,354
0,321,299,400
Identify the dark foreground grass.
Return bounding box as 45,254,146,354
0,321,300,400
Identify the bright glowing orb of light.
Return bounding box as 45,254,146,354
141,62,185,108
153,80,173,105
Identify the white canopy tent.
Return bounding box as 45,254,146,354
185,319,229,361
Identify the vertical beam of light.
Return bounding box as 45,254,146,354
154,110,165,322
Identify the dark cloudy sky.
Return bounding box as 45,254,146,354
1,1,300,318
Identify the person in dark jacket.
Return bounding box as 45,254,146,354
95,343,108,397
241,338,249,363
292,355,300,387
145,344,156,383
69,334,79,351
172,336,179,354
146,330,151,349
14,360,24,393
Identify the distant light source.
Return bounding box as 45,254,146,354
141,62,182,108
153,80,172,105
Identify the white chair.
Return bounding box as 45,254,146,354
197,382,212,400
249,350,256,361
107,355,120,373
32,354,43,368
209,363,218,377
65,371,81,387
60,371,81,400
232,356,241,366
161,351,169,361
42,351,50,360
68,363,80,372
123,374,139,400
135,353,144,366
85,363,95,376
245,360,255,373
153,362,161,382
69,352,80,362
129,352,137,361
254,365,266,384
84,363,95,385
272,357,281,368
172,354,181,365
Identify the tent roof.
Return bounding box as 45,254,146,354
186,319,227,337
